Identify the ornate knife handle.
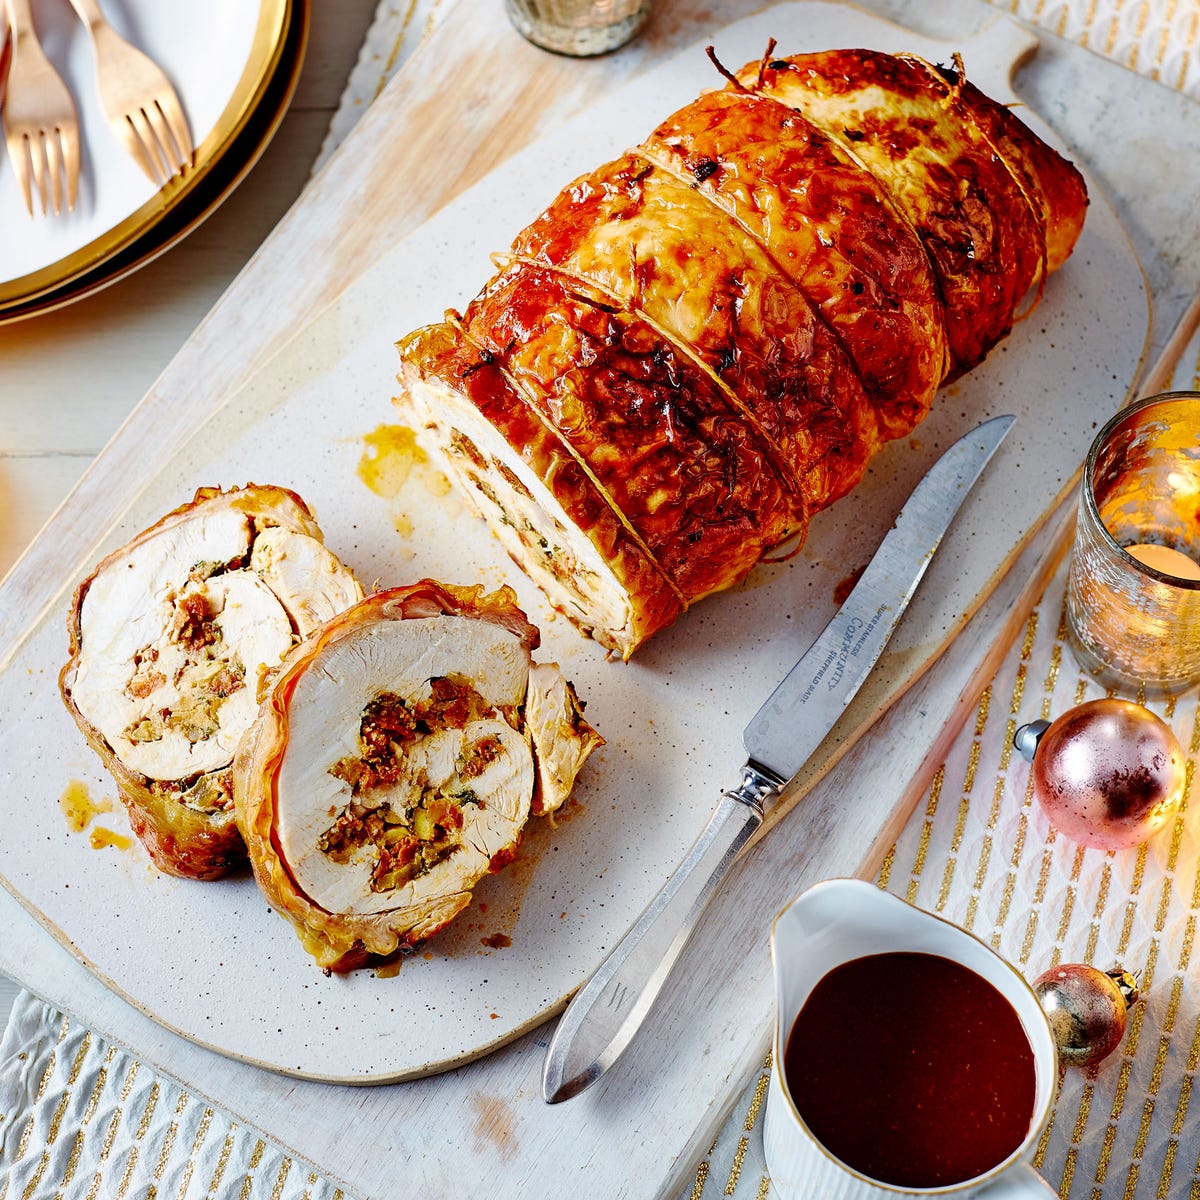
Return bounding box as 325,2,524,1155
542,763,783,1103
726,761,786,814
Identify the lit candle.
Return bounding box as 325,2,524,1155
1124,543,1200,581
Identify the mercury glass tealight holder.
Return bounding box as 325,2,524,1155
505,0,653,56
1065,392,1200,696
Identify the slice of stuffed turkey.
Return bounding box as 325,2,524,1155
232,581,602,972
60,485,362,880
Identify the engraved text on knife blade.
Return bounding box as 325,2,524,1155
794,601,890,705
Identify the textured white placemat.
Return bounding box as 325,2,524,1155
0,996,348,1200
3,2,1200,1197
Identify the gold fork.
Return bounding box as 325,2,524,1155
2,0,81,215
66,0,192,186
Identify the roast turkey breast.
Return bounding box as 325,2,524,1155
397,47,1088,658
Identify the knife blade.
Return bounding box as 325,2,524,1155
542,414,1015,1103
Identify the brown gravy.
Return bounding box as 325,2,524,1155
783,951,1036,1188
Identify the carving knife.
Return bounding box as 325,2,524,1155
542,414,1015,1103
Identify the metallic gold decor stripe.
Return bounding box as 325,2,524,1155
742,1072,769,1132
18,1151,48,1200
1017,836,1056,967
688,1159,709,1200
722,1137,748,1195
1058,1141,1076,1195
964,736,982,795
965,775,998,929
269,1159,293,1200
936,688,991,912
153,1091,189,1181
94,1103,124,1175
205,1125,239,1194
907,765,944,904
1084,862,1111,971
59,1128,86,1191
1051,845,1086,948
84,1160,106,1199
876,843,896,889
118,1145,140,1198
975,685,993,739
1045,638,1063,698
33,1047,58,1105
46,1041,84,1142
936,772,971,912
135,1081,160,1142
1183,9,1200,91
1124,847,1151,950
43,1099,67,1152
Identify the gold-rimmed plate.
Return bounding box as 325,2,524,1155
0,0,293,318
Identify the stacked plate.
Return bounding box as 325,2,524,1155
0,0,306,323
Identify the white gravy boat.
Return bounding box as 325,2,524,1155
763,879,1058,1198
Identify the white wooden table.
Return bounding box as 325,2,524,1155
0,0,381,1024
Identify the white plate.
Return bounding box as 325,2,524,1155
0,0,288,307
0,3,1148,1083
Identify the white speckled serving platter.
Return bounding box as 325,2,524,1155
0,2,1147,1084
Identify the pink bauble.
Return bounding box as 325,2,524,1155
1030,699,1185,851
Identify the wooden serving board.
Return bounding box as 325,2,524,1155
0,0,1175,1196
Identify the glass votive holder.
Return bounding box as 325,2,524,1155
1065,391,1200,696
505,0,652,56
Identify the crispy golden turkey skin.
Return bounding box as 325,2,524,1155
232,581,602,972
397,46,1088,658
60,485,363,880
